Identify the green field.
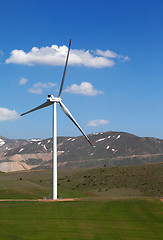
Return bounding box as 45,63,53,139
0,164,162,239
0,199,162,240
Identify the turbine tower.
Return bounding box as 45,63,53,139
21,40,92,200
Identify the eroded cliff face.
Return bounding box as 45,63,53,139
0,152,51,172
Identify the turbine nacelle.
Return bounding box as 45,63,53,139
47,95,61,103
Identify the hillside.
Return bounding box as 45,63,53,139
0,163,162,199
0,131,163,172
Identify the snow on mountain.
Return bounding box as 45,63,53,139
0,131,163,172
96,138,106,143
0,139,5,147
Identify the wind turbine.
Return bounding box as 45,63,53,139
21,39,92,200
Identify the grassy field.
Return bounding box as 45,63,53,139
0,163,162,239
0,199,162,240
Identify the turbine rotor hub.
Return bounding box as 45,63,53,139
47,95,61,103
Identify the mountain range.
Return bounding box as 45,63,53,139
0,131,163,172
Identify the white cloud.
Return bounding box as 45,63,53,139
122,55,130,62
70,49,114,68
32,82,56,88
88,119,109,126
19,77,28,85
93,49,118,58
94,49,129,62
0,107,20,122
64,82,103,96
28,88,43,94
28,82,56,94
5,44,128,68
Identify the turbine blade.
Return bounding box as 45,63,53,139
58,39,71,98
59,101,92,146
21,101,53,116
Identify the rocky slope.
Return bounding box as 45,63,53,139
0,131,163,172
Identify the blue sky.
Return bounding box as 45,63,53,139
0,0,163,139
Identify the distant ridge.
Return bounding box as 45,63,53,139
0,135,8,140
0,131,163,172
